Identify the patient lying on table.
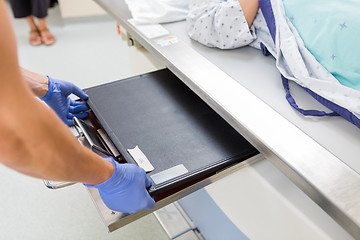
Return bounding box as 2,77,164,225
187,0,274,54
187,0,360,128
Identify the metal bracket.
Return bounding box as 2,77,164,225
154,202,204,240
43,180,76,189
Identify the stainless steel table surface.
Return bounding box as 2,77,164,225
163,20,360,174
95,0,360,238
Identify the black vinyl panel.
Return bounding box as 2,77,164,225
85,69,258,193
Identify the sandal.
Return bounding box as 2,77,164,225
29,28,42,46
39,27,56,46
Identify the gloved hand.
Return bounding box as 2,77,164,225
85,157,155,213
40,76,89,126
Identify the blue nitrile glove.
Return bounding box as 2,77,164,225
40,76,89,126
85,157,155,213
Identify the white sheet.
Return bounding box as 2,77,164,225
124,0,189,24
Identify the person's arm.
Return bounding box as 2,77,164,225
20,67,90,126
0,1,154,213
0,0,107,183
238,0,259,27
20,67,49,98
0,54,112,185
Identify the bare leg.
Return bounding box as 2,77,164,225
37,17,48,31
25,16,41,46
38,17,55,45
25,15,38,31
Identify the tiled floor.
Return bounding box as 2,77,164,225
0,3,168,240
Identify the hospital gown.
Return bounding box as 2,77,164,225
187,0,360,121
187,0,275,55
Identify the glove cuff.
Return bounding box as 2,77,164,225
83,157,118,188
39,76,54,101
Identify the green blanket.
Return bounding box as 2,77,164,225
282,0,360,90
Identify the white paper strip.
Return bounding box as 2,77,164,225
127,145,155,172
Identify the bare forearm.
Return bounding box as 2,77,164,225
0,1,113,185
21,67,49,98
0,92,113,185
238,0,259,27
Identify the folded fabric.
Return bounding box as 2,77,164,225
124,0,189,24
260,0,360,126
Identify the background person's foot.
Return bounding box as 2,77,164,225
29,28,42,46
39,27,56,46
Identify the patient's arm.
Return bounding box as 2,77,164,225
238,0,259,27
187,0,258,49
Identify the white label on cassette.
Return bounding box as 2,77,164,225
150,164,188,185
127,145,154,172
